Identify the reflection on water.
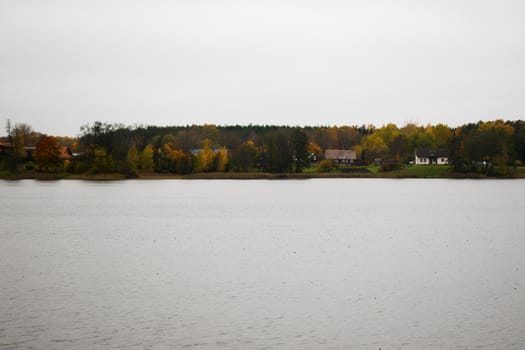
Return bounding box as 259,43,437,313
1,179,525,349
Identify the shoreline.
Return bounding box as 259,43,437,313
2,170,525,181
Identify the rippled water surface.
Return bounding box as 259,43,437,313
1,179,525,349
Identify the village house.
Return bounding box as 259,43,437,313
24,146,36,159
59,146,73,159
21,146,73,160
414,148,449,165
190,148,230,156
307,152,320,164
325,149,357,165
0,142,12,156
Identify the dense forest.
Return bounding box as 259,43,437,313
1,119,525,177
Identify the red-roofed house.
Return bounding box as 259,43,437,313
0,142,12,156
59,146,73,160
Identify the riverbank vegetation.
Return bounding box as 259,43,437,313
2,119,525,179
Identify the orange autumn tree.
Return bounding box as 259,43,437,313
35,135,61,171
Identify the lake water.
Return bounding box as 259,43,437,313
1,179,524,349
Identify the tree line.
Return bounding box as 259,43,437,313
2,119,525,176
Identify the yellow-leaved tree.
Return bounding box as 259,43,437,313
163,142,188,173
127,144,139,172
194,139,214,172
141,144,154,172
362,133,388,162
307,141,322,156
214,147,229,172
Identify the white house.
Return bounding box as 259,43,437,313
415,148,449,165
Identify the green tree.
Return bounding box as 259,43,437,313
450,120,514,175
92,147,114,173
317,159,334,172
265,129,292,172
203,124,219,142
511,120,525,164
478,120,514,174
232,140,256,172
449,126,469,172
5,120,37,164
291,129,308,172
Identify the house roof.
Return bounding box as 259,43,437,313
415,148,449,158
190,148,230,155
59,146,73,159
325,149,357,160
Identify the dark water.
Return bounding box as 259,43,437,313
1,179,524,349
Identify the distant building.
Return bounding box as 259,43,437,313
22,146,73,160
307,152,320,164
325,149,357,165
24,146,36,159
190,148,230,156
59,146,73,159
0,142,12,156
415,148,449,165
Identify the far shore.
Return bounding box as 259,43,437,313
2,169,525,181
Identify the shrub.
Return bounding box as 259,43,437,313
317,159,334,172
24,161,36,171
381,161,400,172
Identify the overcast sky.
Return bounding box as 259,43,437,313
1,0,524,136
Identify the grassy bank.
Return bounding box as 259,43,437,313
2,166,525,180
390,165,453,178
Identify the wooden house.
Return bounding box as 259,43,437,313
0,142,12,156
59,146,73,159
325,149,357,165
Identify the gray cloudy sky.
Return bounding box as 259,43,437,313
1,0,524,136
